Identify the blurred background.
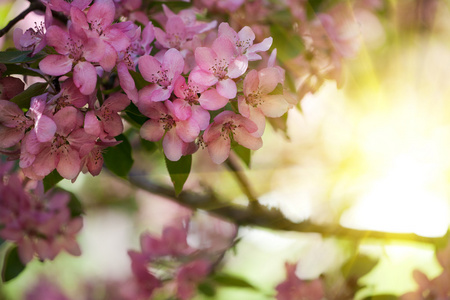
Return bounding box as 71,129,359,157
2,0,450,299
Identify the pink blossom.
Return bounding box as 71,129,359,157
176,260,211,300
138,100,200,161
238,68,296,137
190,35,248,99
0,173,83,264
0,100,33,148
218,22,272,61
24,106,96,180
13,6,53,56
203,111,262,164
70,0,131,71
41,0,91,15
47,78,89,113
275,263,325,300
84,92,130,139
39,25,104,95
0,75,24,100
138,48,185,102
25,277,70,300
80,139,120,176
193,0,244,13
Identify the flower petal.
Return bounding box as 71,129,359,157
39,55,73,76
73,61,97,95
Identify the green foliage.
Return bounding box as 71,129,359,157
212,273,258,290
269,23,304,63
363,295,399,300
129,70,148,90
197,281,216,297
140,138,158,153
0,50,45,64
67,191,84,218
232,144,251,168
0,237,4,247
124,102,148,127
10,82,48,109
341,253,379,282
165,154,192,197
103,134,134,178
1,245,26,282
43,169,64,192
2,64,44,78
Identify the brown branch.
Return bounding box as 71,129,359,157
127,170,448,246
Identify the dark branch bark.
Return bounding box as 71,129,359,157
127,170,447,246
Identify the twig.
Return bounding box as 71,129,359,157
127,170,448,246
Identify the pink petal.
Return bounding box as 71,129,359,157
84,38,106,62
234,127,262,150
0,125,23,148
33,149,57,177
54,106,79,136
35,115,56,142
162,48,185,79
211,36,236,63
117,62,138,103
151,86,172,102
191,106,210,130
227,55,248,78
73,61,97,95
103,113,124,137
56,145,81,180
207,135,230,164
45,26,70,54
104,92,131,111
199,89,229,110
176,119,199,143
140,119,164,141
0,100,25,126
104,28,130,52
70,7,89,32
243,69,259,96
39,55,73,76
18,237,34,264
84,110,102,136
260,95,290,118
258,67,283,94
194,47,217,71
190,68,218,87
99,42,117,72
169,99,191,121
216,78,236,99
163,128,183,161
238,26,255,45
138,54,162,83
87,0,115,27
247,37,273,61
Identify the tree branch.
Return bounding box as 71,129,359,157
127,170,447,246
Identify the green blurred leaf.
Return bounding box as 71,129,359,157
103,134,134,178
9,82,48,109
341,254,379,281
232,144,251,168
363,295,398,300
270,23,304,63
0,50,45,64
212,273,258,290
197,281,216,297
43,169,63,192
67,192,84,218
165,154,191,197
1,246,26,282
0,237,4,247
141,138,157,153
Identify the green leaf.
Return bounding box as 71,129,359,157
268,83,284,96
270,23,304,63
165,154,191,197
9,82,48,109
0,50,45,64
2,64,44,78
341,254,379,281
124,102,148,126
1,245,26,282
103,134,134,178
43,169,63,192
212,273,258,290
232,144,251,168
0,237,5,247
129,70,148,90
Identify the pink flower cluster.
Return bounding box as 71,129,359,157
124,216,237,300
0,0,296,183
0,161,83,264
275,262,324,300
